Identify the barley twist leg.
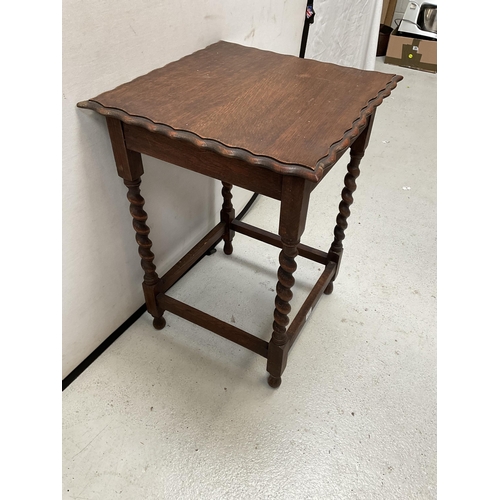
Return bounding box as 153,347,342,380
220,182,235,255
268,241,298,388
324,151,363,295
124,178,165,329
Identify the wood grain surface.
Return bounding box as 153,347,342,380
79,41,402,179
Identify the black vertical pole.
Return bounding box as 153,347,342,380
299,1,315,58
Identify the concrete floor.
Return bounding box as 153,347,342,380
62,59,436,499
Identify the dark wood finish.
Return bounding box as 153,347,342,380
77,41,402,388
157,295,269,358
267,177,312,388
220,182,235,255
105,117,165,329
79,41,401,182
230,219,332,266
123,178,165,330
121,123,283,200
325,112,376,295
105,118,144,181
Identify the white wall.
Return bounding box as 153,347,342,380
62,0,305,378
305,0,383,70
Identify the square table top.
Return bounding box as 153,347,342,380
78,41,402,182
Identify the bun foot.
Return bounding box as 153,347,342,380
223,242,233,255
153,316,166,330
268,375,282,389
324,282,334,295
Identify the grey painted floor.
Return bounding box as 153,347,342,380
62,59,436,499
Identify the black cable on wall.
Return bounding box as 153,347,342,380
299,1,315,58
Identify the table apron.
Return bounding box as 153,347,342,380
123,124,284,200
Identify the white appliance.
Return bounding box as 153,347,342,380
398,1,437,40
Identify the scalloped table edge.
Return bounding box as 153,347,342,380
77,74,402,183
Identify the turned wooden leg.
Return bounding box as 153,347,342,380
325,113,375,293
267,177,311,388
220,182,235,255
105,117,166,330
124,178,166,329
329,154,361,255
324,151,361,294
267,241,298,388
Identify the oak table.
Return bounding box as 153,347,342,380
78,41,402,388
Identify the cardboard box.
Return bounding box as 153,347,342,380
384,29,437,73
